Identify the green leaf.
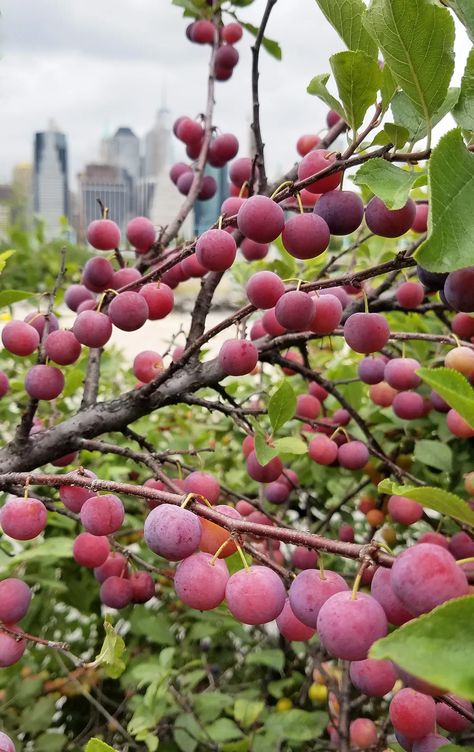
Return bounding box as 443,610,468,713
443,0,474,42
264,710,327,742
0,289,35,308
307,74,346,122
314,0,378,58
193,692,234,724
268,380,296,433
240,22,282,60
0,250,15,274
246,649,284,673
1,536,72,571
371,123,409,149
205,718,243,744
416,366,474,428
173,713,202,752
391,87,460,143
416,130,474,272
20,695,58,734
370,596,474,700
234,698,265,728
95,620,127,679
453,48,474,131
353,159,418,209
273,436,308,455
329,50,382,132
413,440,452,472
85,741,119,752
378,480,474,526
35,732,67,752
380,65,398,112
254,431,278,466
363,0,455,128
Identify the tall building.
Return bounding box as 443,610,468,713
33,123,69,239
194,164,229,236
101,127,140,183
77,164,133,243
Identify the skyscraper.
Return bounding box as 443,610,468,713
194,164,229,236
77,164,133,243
33,123,69,239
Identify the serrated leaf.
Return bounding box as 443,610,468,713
415,130,474,272
85,740,119,752
416,366,474,428
370,596,474,700
378,480,474,526
330,50,382,132
314,0,378,58
391,87,460,144
453,47,474,131
246,649,284,673
413,440,452,472
95,620,126,679
240,22,282,60
444,0,474,43
254,432,278,466
307,74,346,122
268,380,296,433
384,123,409,148
353,159,418,209
0,250,15,274
363,0,455,128
0,289,35,308
273,437,307,455
234,698,265,728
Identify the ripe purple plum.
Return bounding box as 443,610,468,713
240,238,269,261
24,365,64,401
292,547,318,570
417,265,448,292
276,598,316,641
246,271,285,310
45,330,82,366
310,293,343,335
350,718,378,749
2,320,40,356
82,256,114,293
0,731,15,752
443,267,474,312
139,282,174,320
176,117,204,144
73,310,112,348
358,356,386,385
196,229,237,271
449,530,474,559
108,291,149,331
392,391,425,420
388,495,423,525
59,470,96,513
170,162,192,185
208,133,239,164
0,579,32,624
297,150,341,194
199,504,240,557
198,175,217,200
0,372,9,398
218,339,258,376
389,689,436,740
365,197,416,237
174,552,229,610
225,565,286,624
370,566,413,626
133,351,164,383
309,435,338,465
288,569,348,628
412,203,429,233
94,552,129,583
296,133,320,157
237,195,285,243
349,658,397,697
446,408,474,437
296,394,321,420
452,312,474,339
126,216,155,253
0,632,26,667
73,533,110,568
384,358,421,390
222,23,243,44
87,219,121,251
144,503,202,561
221,196,245,226
130,571,156,603
264,482,289,504
275,290,314,331
183,471,221,505
64,284,95,311
246,451,282,483
436,694,472,732
338,441,369,470
229,157,252,187
391,543,469,615
317,591,387,660
262,308,286,337
281,213,330,259
412,735,450,752
396,281,425,308
313,190,364,235
0,497,47,540
100,576,133,609
344,312,390,353
80,494,125,536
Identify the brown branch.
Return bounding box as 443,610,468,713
338,661,351,752
80,348,103,409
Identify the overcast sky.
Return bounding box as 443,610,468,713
0,0,470,188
